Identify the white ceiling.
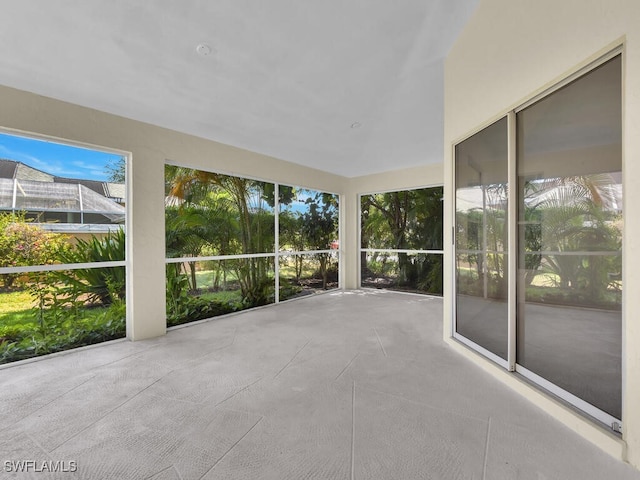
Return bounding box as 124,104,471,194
0,1,478,177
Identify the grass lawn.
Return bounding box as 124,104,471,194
198,289,243,305
0,288,110,329
0,289,38,327
1,285,126,362
194,269,239,288
278,262,317,279
0,289,34,313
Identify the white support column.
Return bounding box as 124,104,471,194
343,183,360,290
338,192,346,290
127,152,166,341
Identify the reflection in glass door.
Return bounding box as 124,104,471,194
516,55,622,420
453,53,622,426
455,117,509,361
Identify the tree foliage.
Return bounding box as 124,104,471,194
164,166,277,317
524,175,622,306
361,187,443,294
456,174,622,308
300,192,339,289
164,166,341,323
105,156,126,183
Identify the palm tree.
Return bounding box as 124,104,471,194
523,173,622,306
165,166,275,306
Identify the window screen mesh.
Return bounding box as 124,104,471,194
0,178,13,208
1,179,125,223
14,180,80,211
80,185,125,222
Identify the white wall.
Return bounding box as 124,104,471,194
0,84,346,341
444,0,640,467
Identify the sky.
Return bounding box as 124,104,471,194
0,132,124,182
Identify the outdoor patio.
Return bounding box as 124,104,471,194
1,290,638,479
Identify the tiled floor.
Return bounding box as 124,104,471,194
1,290,638,479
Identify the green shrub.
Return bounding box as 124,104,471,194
166,266,237,326
0,212,69,288
0,301,126,364
278,279,303,301
51,229,125,305
166,294,236,327
0,219,127,364
0,323,37,343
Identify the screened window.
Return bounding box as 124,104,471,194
0,131,128,364
279,186,339,300
360,186,443,295
164,166,340,326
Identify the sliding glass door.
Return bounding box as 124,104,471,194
455,118,509,362
454,53,622,426
516,55,622,420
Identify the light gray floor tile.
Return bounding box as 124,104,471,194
354,385,486,480
486,416,640,480
1,291,638,480
204,383,352,480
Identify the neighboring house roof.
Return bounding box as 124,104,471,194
104,182,125,202
54,176,103,191
0,158,54,182
0,159,125,204
0,177,125,223
16,163,54,182
0,159,20,178
0,159,126,231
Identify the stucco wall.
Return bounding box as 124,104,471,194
444,0,640,467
